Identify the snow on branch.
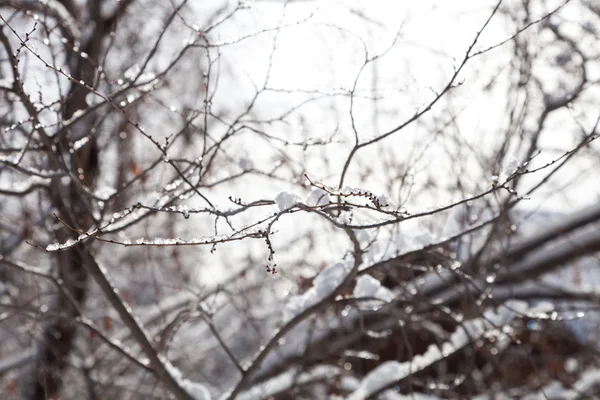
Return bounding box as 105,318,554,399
353,274,394,304
0,175,50,195
274,191,302,211
347,300,542,400
225,246,361,400
305,174,391,209
283,255,355,323
164,359,212,400
236,365,344,400
472,366,600,400
45,227,266,251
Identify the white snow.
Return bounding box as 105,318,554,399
350,361,406,400
283,256,354,322
163,358,211,400
313,260,351,296
354,274,380,298
234,365,342,400
353,275,394,303
46,230,265,251
282,288,318,323
337,210,352,224
274,191,302,211
94,186,117,200
1,176,50,194
305,188,330,207
348,300,529,400
355,229,372,246
45,238,79,251
501,156,520,177
472,367,600,400
238,157,254,171
379,391,442,400
73,136,90,150
182,380,212,400
376,194,391,208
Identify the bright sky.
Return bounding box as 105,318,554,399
183,0,599,214
164,0,600,286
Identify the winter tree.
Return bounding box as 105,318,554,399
1,0,600,399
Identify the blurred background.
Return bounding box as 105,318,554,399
1,0,600,399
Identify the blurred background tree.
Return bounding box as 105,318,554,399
1,0,600,399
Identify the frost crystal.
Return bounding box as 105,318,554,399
274,192,301,211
